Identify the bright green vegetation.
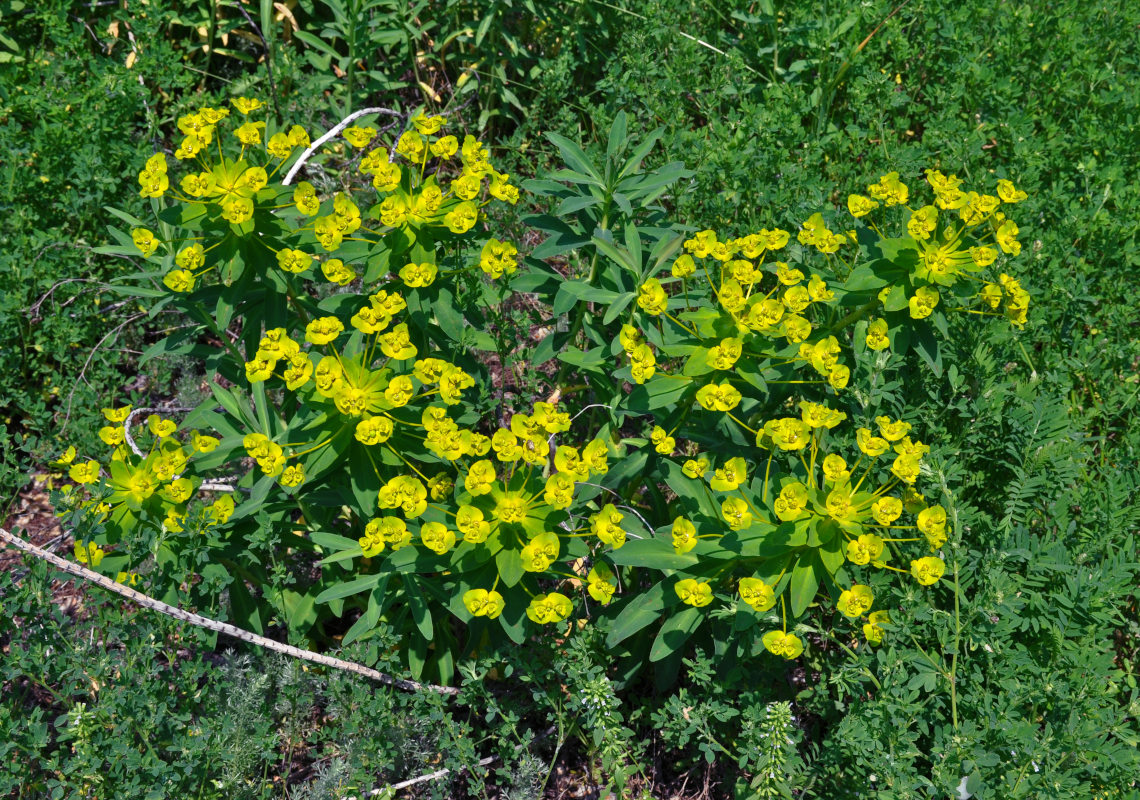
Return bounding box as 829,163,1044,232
1,1,1137,798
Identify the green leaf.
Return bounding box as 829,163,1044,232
913,324,943,377
602,292,636,325
843,262,892,292
628,375,693,412
650,606,703,662
310,531,361,551
314,573,382,604
545,132,601,182
403,576,434,640
556,345,607,373
496,547,525,588
229,576,263,635
591,234,637,273
606,580,667,647
609,538,698,570
788,555,820,617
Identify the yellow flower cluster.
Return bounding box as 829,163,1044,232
656,403,950,657
851,169,1032,326
130,100,521,299
54,404,234,574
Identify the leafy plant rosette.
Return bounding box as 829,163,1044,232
519,133,1035,676
61,98,588,680
56,97,1034,684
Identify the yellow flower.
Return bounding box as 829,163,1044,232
620,324,645,354
917,505,948,549
102,405,132,423
710,457,747,491
891,453,921,484
910,556,945,586
996,179,1027,203
382,374,414,407
233,121,266,146
846,533,885,566
582,439,610,475
775,261,805,286
378,476,428,518
650,425,675,455
444,201,478,234
288,125,310,147
305,316,344,346
671,254,696,277
489,170,519,204
221,196,254,224
995,219,1021,256
721,496,753,530
191,432,220,453
147,414,177,438
164,269,196,293
971,246,998,268
856,427,890,457
342,125,376,148
629,343,656,383
774,481,808,522
836,584,874,618
866,318,890,351
706,337,742,371
908,285,940,319
738,577,776,612
544,472,576,510
637,278,668,315
871,495,903,526
430,134,458,158
696,382,742,412
761,630,803,659
875,416,911,442
847,194,878,217
520,531,560,571
131,228,159,257
396,130,425,161
907,205,938,240
591,503,626,548
494,493,528,525
230,97,264,115
672,516,698,554
320,257,355,286
420,521,456,554
800,400,845,429
867,171,908,206
526,592,572,624
464,459,496,496
822,454,849,483
398,261,437,287
781,314,812,344
266,132,293,159
208,495,235,525
456,505,491,543
464,588,505,618
682,457,709,479
276,248,312,274
479,238,518,278
675,578,713,607
380,323,417,360
863,610,890,645
763,417,810,451
74,540,104,566
293,181,320,216
587,563,617,604
162,477,194,504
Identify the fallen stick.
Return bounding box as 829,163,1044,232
0,525,458,697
